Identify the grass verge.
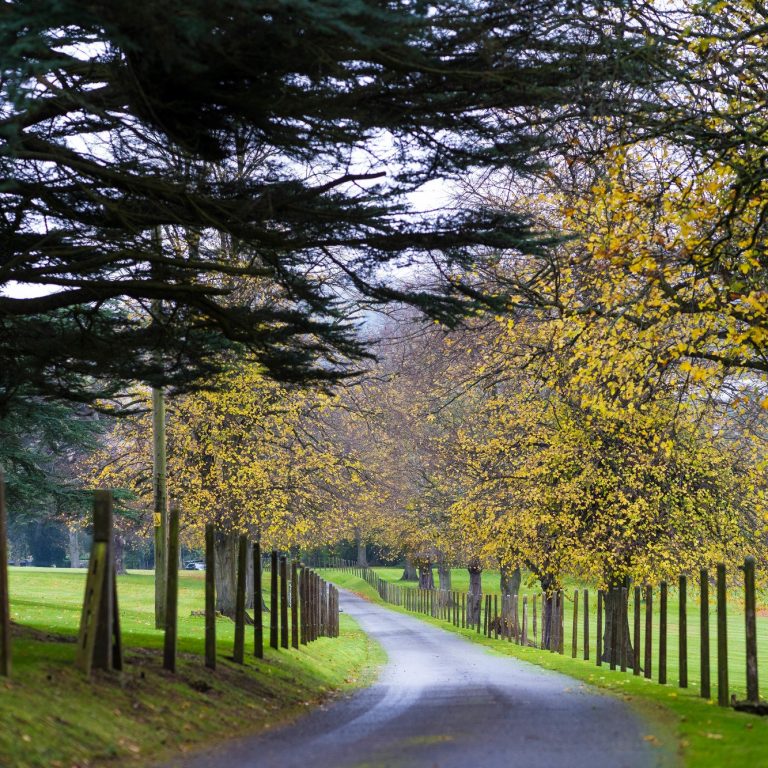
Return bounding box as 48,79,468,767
326,568,768,768
1,568,385,768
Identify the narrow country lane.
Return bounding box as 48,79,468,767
164,590,665,768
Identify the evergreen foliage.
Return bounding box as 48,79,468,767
0,1,656,405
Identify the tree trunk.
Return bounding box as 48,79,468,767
437,562,451,591
355,528,368,567
245,547,254,609
114,534,127,575
401,560,418,581
539,574,556,650
500,565,521,633
467,564,482,625
602,584,634,665
418,562,434,590
68,528,80,568
215,531,238,617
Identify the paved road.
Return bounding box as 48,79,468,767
165,590,664,768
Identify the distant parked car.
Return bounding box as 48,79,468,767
185,561,205,571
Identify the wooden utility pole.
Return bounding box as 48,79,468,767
152,387,168,629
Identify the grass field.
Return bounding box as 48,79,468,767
1,567,384,768
325,567,768,768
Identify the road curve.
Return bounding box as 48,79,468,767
165,590,663,768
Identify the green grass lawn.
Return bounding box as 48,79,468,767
326,567,768,768
2,567,384,768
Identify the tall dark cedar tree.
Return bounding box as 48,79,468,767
0,1,655,406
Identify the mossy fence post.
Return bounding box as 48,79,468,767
204,523,215,670
0,469,10,677
583,589,589,661
77,490,122,677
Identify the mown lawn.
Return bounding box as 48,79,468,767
326,567,768,768
1,567,384,768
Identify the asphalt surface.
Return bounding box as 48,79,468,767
165,590,663,768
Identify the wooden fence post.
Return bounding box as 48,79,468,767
659,581,667,685
0,469,10,677
232,534,247,664
583,589,589,661
253,542,263,659
163,503,180,672
717,563,728,706
94,490,118,672
596,591,603,666
522,595,528,646
633,586,640,676
532,593,538,648
572,589,579,658
700,568,710,699
610,589,617,670
291,562,299,649
644,585,652,680
270,550,278,649
744,556,758,705
618,587,629,672
204,523,216,669
280,556,289,649
559,590,565,654
300,567,307,645
679,574,688,688
549,593,556,653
